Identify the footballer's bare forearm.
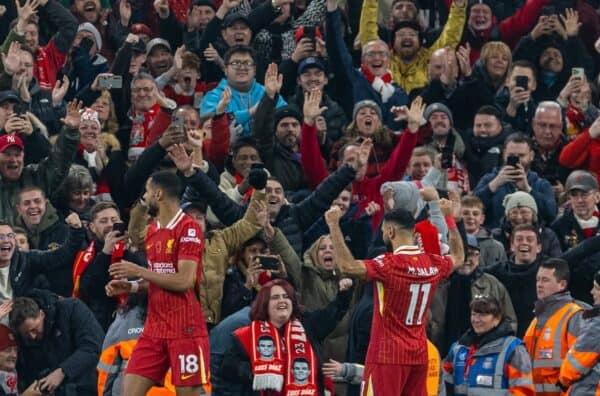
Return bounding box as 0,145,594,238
448,227,465,271
329,222,367,279
139,262,197,292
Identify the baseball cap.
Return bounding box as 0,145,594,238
298,56,326,74
222,13,250,28
146,38,172,56
0,134,24,153
0,325,16,351
565,170,599,192
0,91,21,105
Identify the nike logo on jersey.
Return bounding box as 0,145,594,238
181,373,195,381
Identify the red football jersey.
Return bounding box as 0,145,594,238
363,245,453,365
144,210,207,339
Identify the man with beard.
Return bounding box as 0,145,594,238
324,200,464,396
107,171,211,396
474,132,556,228
357,0,466,94
76,202,145,330
422,103,469,192
9,289,104,396
145,38,173,78
4,0,77,91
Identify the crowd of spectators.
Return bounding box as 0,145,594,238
0,0,599,394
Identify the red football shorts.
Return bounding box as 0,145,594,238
126,333,211,389
361,363,428,396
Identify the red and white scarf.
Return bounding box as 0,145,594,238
575,209,600,239
360,65,395,103
72,241,126,305
236,320,319,395
128,103,161,161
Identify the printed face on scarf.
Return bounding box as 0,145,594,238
292,359,310,384
355,107,380,136
361,41,390,78
511,230,541,265
470,310,500,335
222,21,252,47
539,47,563,73
468,4,492,31
131,78,157,113
298,67,328,93
393,28,420,60
232,145,260,178
16,189,46,228
317,235,335,271
0,346,17,372
89,207,121,241
74,0,101,23
0,225,16,264
473,113,502,138
257,336,275,360
391,0,418,23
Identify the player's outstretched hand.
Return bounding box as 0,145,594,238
109,260,142,279
322,359,343,378
105,279,132,296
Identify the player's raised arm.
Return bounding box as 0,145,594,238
325,206,367,279
439,198,464,271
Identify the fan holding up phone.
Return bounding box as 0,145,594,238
505,65,536,127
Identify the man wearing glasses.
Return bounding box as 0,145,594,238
0,213,85,300
551,170,600,303
200,45,286,137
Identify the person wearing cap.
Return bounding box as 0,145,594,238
3,0,77,91
474,132,557,229
145,38,173,78
66,22,109,99
0,99,82,225
491,191,562,259
551,170,600,303
461,0,551,64
200,46,286,136
285,56,347,149
357,0,466,94
422,102,469,192
9,289,104,396
559,112,600,185
324,0,410,130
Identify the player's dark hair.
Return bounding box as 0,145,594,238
293,357,309,366
258,335,274,343
9,297,40,331
470,295,504,319
540,258,570,286
150,171,183,199
382,208,416,231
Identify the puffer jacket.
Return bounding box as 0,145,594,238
0,125,79,225
16,289,104,396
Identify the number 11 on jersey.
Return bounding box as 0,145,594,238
405,283,431,325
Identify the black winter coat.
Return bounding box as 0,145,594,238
16,289,104,396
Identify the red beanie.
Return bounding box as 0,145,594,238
0,325,16,351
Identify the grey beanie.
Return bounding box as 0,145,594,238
502,191,538,219
77,22,102,51
352,100,383,121
380,181,425,218
424,102,453,125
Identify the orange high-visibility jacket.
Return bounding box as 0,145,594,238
524,295,584,396
559,309,600,396
97,306,175,396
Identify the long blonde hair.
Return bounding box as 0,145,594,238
94,90,119,136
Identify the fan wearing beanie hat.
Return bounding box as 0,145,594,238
76,23,103,52
503,191,538,222
72,23,109,96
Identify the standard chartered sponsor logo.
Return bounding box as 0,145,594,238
151,262,176,274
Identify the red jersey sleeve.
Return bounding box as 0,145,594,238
364,254,392,282
176,221,204,263
429,254,453,280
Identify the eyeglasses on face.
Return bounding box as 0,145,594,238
0,233,16,241
227,60,256,69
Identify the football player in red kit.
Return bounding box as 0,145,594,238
325,200,463,396
107,170,210,396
